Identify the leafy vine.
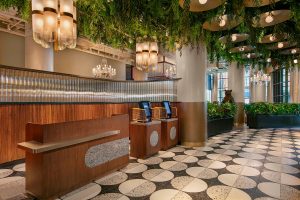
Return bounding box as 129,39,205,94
1,0,299,68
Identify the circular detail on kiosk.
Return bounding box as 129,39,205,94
170,127,176,140
150,131,159,147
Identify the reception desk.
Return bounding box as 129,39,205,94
0,65,180,164
18,114,129,200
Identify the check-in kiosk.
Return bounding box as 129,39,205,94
158,101,179,150
130,101,161,158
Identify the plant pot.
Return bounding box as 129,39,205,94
246,114,300,128
207,117,234,137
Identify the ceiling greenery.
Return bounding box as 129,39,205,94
1,0,300,68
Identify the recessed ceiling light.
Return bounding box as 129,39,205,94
247,53,251,58
265,13,274,23
294,59,298,64
239,47,245,52
267,58,272,62
270,35,276,41
231,34,237,42
278,42,284,49
199,0,208,4
291,49,297,54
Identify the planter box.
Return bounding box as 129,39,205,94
247,114,300,129
208,117,234,137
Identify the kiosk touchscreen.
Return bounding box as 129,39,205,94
162,101,172,119
138,101,152,122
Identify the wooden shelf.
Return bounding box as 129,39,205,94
18,130,120,154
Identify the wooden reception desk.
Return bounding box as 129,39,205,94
18,114,129,200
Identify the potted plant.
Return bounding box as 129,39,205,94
245,103,300,128
207,102,237,137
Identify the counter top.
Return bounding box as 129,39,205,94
18,130,120,154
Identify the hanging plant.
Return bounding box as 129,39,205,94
1,0,300,68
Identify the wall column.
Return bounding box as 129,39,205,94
267,74,273,103
25,24,54,71
212,73,218,102
176,43,207,147
290,68,300,103
228,62,245,125
253,83,267,102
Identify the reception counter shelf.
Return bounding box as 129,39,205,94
0,66,178,103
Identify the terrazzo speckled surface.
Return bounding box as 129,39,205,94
0,128,300,200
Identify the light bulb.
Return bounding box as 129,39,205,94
32,0,43,11
199,0,208,4
44,11,57,33
291,49,297,54
231,34,237,42
219,18,226,27
265,14,274,23
278,42,284,49
61,17,72,29
267,58,272,63
43,0,58,10
60,0,73,13
294,59,298,64
136,43,143,52
239,47,245,52
269,35,276,41
32,14,43,33
247,53,251,58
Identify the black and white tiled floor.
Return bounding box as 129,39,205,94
0,128,300,200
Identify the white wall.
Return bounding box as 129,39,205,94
54,49,126,80
132,67,148,80
228,62,245,103
0,31,127,80
0,31,25,67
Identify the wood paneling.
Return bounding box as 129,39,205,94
130,121,161,159
23,115,129,199
0,103,180,164
161,119,179,150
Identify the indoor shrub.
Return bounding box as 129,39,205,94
244,103,300,116
208,102,237,120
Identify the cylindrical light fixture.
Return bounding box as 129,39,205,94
31,0,77,50
136,41,158,71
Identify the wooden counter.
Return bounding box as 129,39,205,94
0,103,180,164
18,114,129,200
130,121,161,158
160,118,179,150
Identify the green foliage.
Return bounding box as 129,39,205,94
208,102,237,120
1,0,300,68
0,0,30,20
244,102,300,116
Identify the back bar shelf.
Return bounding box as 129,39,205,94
0,66,178,103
